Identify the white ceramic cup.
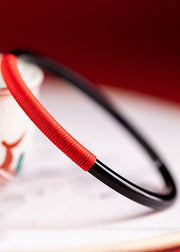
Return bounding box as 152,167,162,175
0,55,44,182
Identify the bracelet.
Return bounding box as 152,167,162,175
1,51,176,209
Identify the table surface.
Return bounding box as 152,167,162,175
0,77,180,251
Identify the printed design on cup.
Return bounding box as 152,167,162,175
0,133,25,182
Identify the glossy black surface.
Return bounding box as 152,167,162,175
89,160,176,209
10,49,177,209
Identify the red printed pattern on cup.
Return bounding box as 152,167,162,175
0,134,25,182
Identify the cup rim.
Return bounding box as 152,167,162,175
0,58,44,97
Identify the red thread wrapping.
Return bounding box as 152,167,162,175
1,54,96,171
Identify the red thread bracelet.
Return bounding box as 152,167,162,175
1,54,96,171
1,51,177,208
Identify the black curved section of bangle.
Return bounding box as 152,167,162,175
10,49,177,209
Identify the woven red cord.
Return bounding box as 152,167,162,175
1,54,96,171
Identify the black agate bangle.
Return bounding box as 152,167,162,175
2,49,177,209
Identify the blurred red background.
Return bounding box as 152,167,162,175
0,0,180,103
